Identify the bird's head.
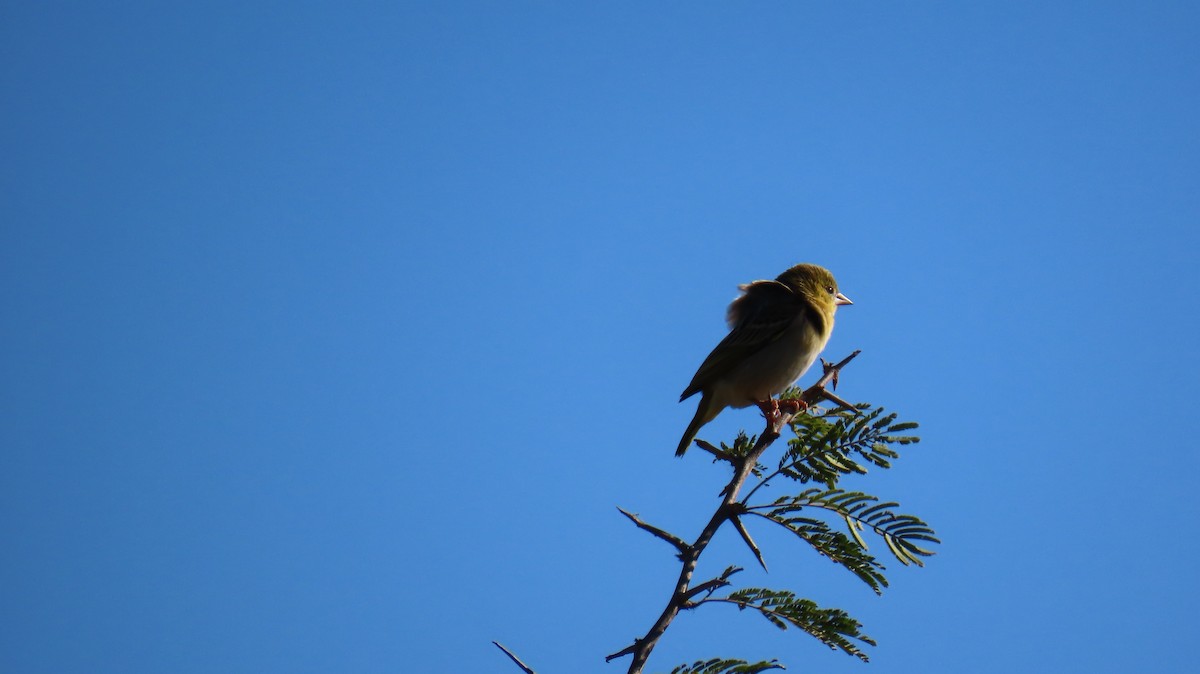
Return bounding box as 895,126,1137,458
776,263,853,312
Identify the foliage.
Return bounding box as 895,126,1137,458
706,588,875,661
749,488,938,571
647,397,936,670
665,657,785,674
498,356,939,674
776,402,920,487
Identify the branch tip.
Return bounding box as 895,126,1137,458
605,640,640,662
492,641,537,674
695,439,734,462
730,515,768,572
617,507,689,554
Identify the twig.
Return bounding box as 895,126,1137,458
493,641,537,674
683,566,744,602
694,439,733,462
729,515,767,572
606,351,861,673
617,507,690,555
814,388,856,414
816,350,860,388
606,640,639,661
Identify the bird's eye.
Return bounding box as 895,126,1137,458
825,285,835,295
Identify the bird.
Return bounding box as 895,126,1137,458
676,263,852,457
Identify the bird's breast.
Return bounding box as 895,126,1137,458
716,316,831,408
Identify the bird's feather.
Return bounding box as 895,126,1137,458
676,391,717,456
680,280,823,401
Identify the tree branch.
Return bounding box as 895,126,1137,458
729,514,767,572
493,641,537,674
617,507,690,556
694,438,735,462
683,566,743,602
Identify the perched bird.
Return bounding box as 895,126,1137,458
676,263,852,457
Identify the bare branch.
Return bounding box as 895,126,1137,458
617,507,689,555
493,641,536,674
821,350,861,383
814,388,856,414
605,640,640,662
694,439,734,462
684,566,744,602
730,515,767,572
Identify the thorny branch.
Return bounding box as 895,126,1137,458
617,507,689,556
493,641,537,674
605,350,862,674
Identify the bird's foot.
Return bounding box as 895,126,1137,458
755,399,781,420
757,398,808,424
779,399,808,415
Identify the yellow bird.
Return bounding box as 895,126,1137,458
677,263,852,457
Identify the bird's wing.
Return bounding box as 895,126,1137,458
680,280,812,401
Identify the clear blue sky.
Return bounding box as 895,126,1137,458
3,2,1198,672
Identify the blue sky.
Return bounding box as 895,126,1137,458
3,2,1198,672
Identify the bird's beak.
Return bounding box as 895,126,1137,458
835,293,853,306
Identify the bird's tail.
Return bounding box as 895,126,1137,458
676,393,720,457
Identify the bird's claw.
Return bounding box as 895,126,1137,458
755,399,780,419
779,399,808,415
756,398,807,425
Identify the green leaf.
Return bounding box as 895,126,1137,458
750,510,887,593
844,514,868,549
774,404,921,488
752,489,939,567
715,588,875,662
665,657,785,674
